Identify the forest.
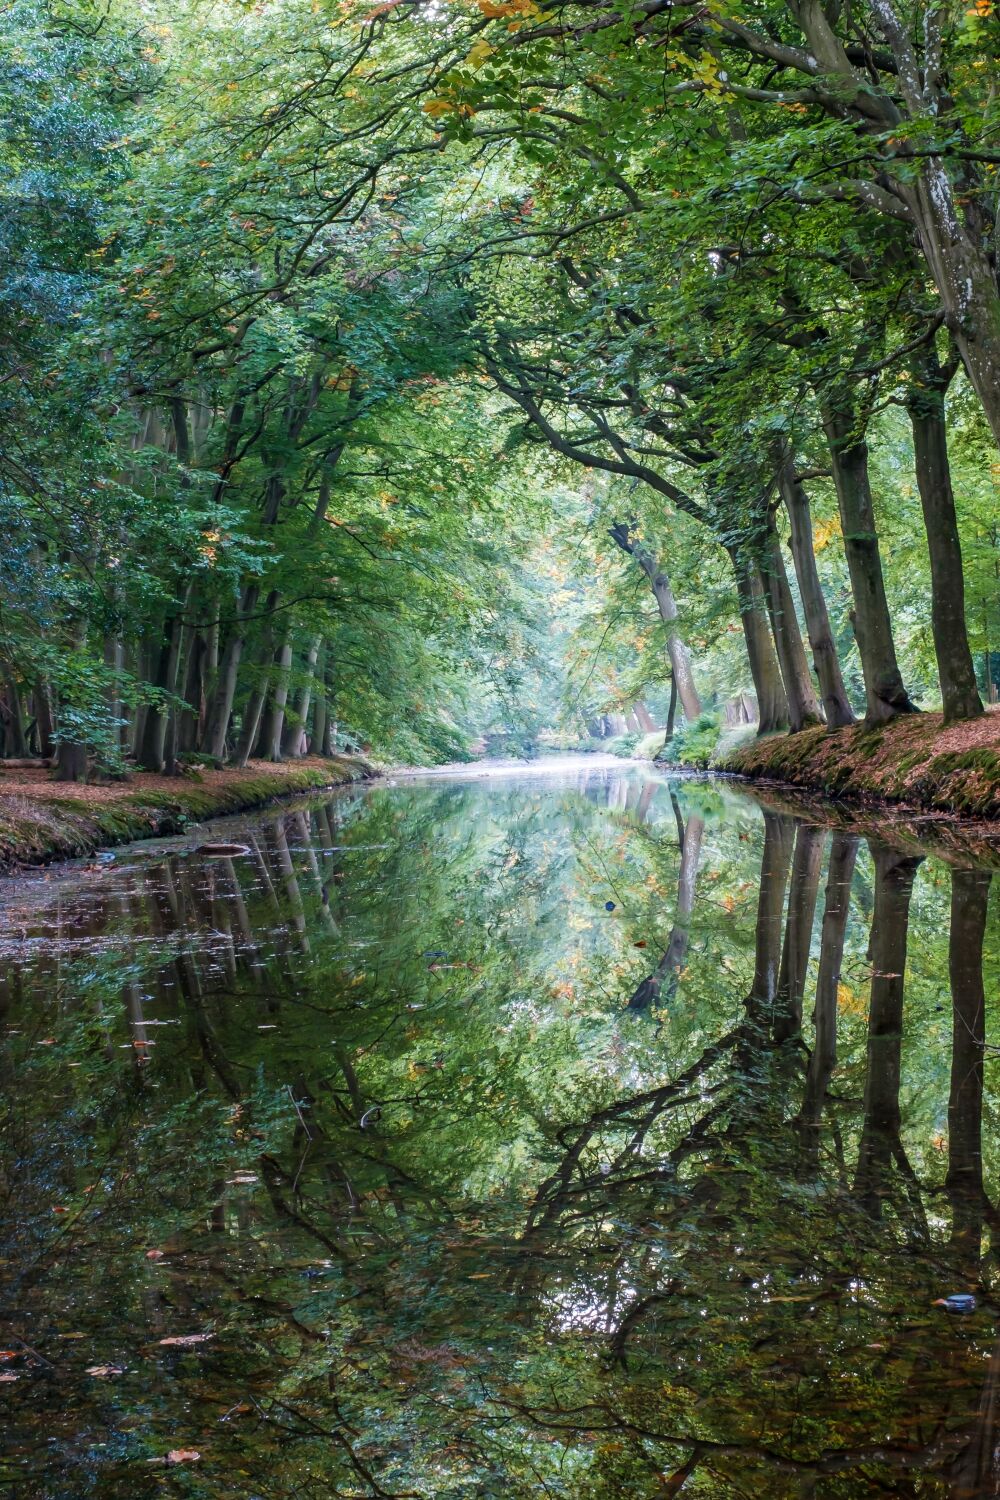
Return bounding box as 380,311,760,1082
2,0,1000,780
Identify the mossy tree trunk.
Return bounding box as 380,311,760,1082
907,346,983,724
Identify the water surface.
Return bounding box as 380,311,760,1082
1,761,999,1497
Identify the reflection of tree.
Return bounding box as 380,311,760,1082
3,780,1000,1499
628,793,704,1012
773,823,824,1043
854,844,925,1229
796,833,859,1158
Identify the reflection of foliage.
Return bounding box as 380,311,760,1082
0,772,997,1496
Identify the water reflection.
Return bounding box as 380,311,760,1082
0,765,998,1497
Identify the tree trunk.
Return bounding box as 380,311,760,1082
777,458,855,727
260,629,294,761
311,643,328,756
177,628,206,754
282,634,321,757
136,620,180,772
54,739,88,782
102,636,123,762
727,545,789,735
664,672,678,741
3,677,28,759
205,583,260,762
907,351,983,723
822,403,919,725
34,679,55,759
758,510,824,731
234,598,280,768
639,556,701,721
608,525,701,721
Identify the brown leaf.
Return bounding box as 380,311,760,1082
86,1365,124,1377
158,1333,213,1347
167,1450,201,1465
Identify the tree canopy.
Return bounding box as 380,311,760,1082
1,0,999,774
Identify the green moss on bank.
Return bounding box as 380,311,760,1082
715,714,1000,820
0,757,373,871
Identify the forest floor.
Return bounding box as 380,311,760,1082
0,756,373,871
716,706,1000,822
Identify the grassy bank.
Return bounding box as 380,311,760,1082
0,755,373,870
715,708,1000,821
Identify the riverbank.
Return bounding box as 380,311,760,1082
0,755,374,871
716,707,1000,821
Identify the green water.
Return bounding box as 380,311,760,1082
1,762,999,1498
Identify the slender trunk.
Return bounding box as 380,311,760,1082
822,403,918,725
283,634,321,757
797,833,859,1140
199,616,219,751
628,805,704,1011
727,545,789,735
205,583,260,762
854,845,923,1217
777,458,855,727
261,628,294,762
34,679,55,759
102,636,123,762
664,673,678,740
746,811,795,1024
643,561,701,722
136,606,186,773
773,823,824,1042
758,510,824,731
235,597,280,769
311,643,328,756
3,677,28,758
608,525,701,721
177,628,205,754
907,352,983,723
946,868,991,1268
632,701,655,732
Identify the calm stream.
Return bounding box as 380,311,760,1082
2,760,999,1498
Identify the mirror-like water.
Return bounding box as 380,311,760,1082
1,761,999,1498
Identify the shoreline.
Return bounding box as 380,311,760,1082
713,709,1000,826
0,756,374,873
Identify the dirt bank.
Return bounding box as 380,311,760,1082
716,708,1000,821
0,756,373,871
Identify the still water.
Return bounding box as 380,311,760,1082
1,761,998,1498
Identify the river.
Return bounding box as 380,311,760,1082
1,758,998,1497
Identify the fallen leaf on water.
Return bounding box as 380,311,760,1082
0,1351,17,1361
0,1372,19,1382
86,1365,124,1377
158,1333,213,1347
56,1332,85,1340
145,1249,166,1261
147,1449,202,1466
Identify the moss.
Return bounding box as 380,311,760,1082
0,758,373,872
716,713,1000,822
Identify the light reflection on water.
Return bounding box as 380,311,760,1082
0,760,998,1497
